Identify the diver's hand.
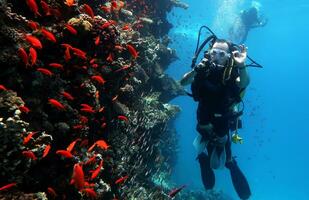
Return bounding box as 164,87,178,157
232,45,247,66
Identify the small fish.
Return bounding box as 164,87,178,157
80,104,93,110
66,138,81,152
82,4,94,18
26,0,41,17
88,140,109,152
64,0,75,7
84,154,97,165
17,48,29,66
127,44,138,59
122,24,131,31
25,35,42,49
91,160,103,180
0,85,7,91
115,175,128,184
60,91,74,101
22,150,37,160
41,28,57,43
19,105,30,113
232,133,243,144
100,5,111,13
91,75,106,85
106,52,113,62
61,43,73,49
80,188,97,198
71,163,85,190
42,144,51,158
64,47,71,62
40,0,51,16
168,185,186,198
49,63,64,70
29,47,37,66
47,187,57,198
117,115,128,123
80,108,96,114
94,36,100,46
79,115,88,124
71,47,87,60
0,183,17,191
37,68,53,76
48,99,65,110
27,20,39,30
111,1,118,10
64,24,77,35
56,150,73,158
23,131,37,145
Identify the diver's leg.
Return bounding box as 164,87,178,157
226,158,251,200
197,152,215,190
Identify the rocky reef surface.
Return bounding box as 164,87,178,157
0,0,229,199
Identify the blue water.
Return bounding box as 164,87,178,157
166,0,309,199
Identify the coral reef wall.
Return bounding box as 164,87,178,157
0,0,187,199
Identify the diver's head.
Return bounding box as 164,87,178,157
209,40,231,66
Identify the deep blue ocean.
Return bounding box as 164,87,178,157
166,0,309,199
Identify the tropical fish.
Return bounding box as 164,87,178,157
80,104,93,110
17,47,29,66
64,24,77,35
47,187,57,198
22,150,37,160
90,160,103,180
80,108,96,114
168,185,186,198
23,131,37,145
56,150,73,158
19,106,30,113
94,36,100,46
71,47,87,60
48,63,63,70
81,188,97,198
0,85,7,91
82,4,94,18
64,47,71,61
127,44,138,59
0,183,17,191
232,133,243,144
115,175,128,184
25,35,42,49
64,0,75,7
60,91,74,100
48,99,65,110
88,140,109,152
40,0,51,16
25,0,41,17
106,52,113,62
117,115,128,122
100,5,111,13
71,163,85,190
91,75,106,85
84,154,97,165
29,47,37,66
41,28,57,43
37,68,53,76
42,144,51,158
27,20,39,30
66,138,81,152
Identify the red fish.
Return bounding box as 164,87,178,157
64,47,71,62
80,104,93,110
64,24,77,35
168,185,186,198
40,0,51,16
122,24,131,31
23,131,37,145
25,35,42,49
84,154,97,165
49,63,63,70
0,183,17,191
22,150,37,160
81,188,97,198
42,144,51,158
19,106,30,113
80,108,96,114
26,0,41,17
37,68,53,76
89,140,109,152
91,75,106,85
48,99,65,110
29,47,37,66
17,48,29,66
64,0,75,7
91,160,103,180
79,115,88,124
106,52,113,62
0,85,7,91
47,187,57,198
82,4,94,18
60,91,74,101
115,175,128,184
71,163,85,190
66,138,81,152
117,115,128,123
94,36,100,46
41,28,57,43
61,43,73,49
71,47,87,60
27,20,39,30
56,150,73,158
127,44,138,59
100,5,111,13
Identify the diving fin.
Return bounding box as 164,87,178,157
193,134,208,155
198,153,215,190
210,146,226,169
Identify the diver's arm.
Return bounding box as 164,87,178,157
179,69,196,86
232,45,250,89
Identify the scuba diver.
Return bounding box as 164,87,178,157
229,6,268,44
179,26,262,199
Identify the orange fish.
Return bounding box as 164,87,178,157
84,154,97,165
47,187,57,198
71,47,87,60
91,160,103,180
37,68,53,76
48,99,65,110
91,75,106,85
42,144,51,158
17,48,29,66
0,183,17,191
27,20,39,30
94,36,100,46
88,140,109,152
40,0,51,16
29,47,37,66
66,138,81,152
127,44,138,59
25,35,42,49
49,63,64,70
81,188,97,198
41,28,57,43
115,175,128,184
22,150,37,160
64,24,77,35
26,0,41,17
64,0,75,7
56,150,73,158
82,4,94,18
23,131,37,145
71,163,85,190
60,91,74,101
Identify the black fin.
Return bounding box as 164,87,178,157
198,153,215,190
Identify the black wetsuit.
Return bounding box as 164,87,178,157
191,64,251,200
